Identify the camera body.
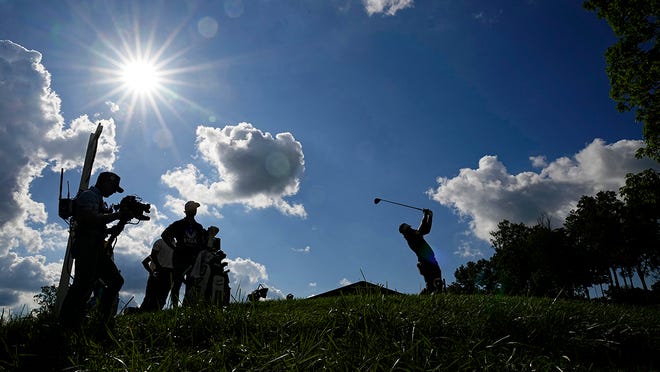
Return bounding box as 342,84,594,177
114,195,151,221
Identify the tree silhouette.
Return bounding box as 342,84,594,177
565,191,626,289
450,259,495,294
583,0,660,161
619,169,660,289
490,220,536,295
454,170,659,301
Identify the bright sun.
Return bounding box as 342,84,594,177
120,60,161,95
90,21,211,127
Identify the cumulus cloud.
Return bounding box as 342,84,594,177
222,257,286,300
0,40,120,310
363,0,413,16
428,139,659,242
161,123,306,217
227,257,269,289
0,40,119,251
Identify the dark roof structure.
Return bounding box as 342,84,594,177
308,280,403,299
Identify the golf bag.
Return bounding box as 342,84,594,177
185,246,231,306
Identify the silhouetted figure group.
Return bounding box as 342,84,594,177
140,200,230,311
58,171,230,332
399,208,444,294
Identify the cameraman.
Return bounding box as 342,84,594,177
59,172,131,329
161,201,206,307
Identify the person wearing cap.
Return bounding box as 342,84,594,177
60,171,131,328
161,201,206,307
399,209,443,294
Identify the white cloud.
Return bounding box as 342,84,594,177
363,0,413,16
339,278,352,286
0,252,61,312
292,245,311,253
454,240,484,258
106,101,120,113
308,282,317,287
0,40,120,310
529,155,547,168
428,139,659,242
162,123,306,217
227,257,269,289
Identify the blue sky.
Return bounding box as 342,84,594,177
1,0,657,311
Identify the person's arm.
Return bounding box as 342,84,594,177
161,223,177,250
76,190,126,225
151,243,162,269
418,209,433,235
142,255,153,273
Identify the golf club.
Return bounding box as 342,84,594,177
373,197,424,211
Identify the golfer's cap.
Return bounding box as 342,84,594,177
185,201,200,212
98,171,124,193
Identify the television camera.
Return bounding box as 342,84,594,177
113,195,151,222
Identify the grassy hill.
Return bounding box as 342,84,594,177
2,293,659,371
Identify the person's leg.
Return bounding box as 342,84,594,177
427,263,443,293
140,274,159,311
59,239,99,328
154,269,174,309
170,271,184,308
97,256,124,322
60,276,95,328
418,261,442,294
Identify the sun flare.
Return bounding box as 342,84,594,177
87,14,217,131
120,60,161,95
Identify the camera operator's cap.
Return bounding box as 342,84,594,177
98,171,124,193
185,200,200,212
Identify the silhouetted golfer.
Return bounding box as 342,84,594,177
399,209,443,294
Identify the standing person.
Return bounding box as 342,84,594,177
140,238,175,311
399,208,443,294
184,225,231,306
161,201,206,307
59,172,129,328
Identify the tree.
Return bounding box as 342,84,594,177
619,169,660,288
564,191,627,289
583,0,660,161
490,220,534,295
451,259,495,294
32,285,58,318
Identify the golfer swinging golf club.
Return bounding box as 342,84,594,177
399,208,443,294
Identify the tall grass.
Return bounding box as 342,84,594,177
1,293,658,371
